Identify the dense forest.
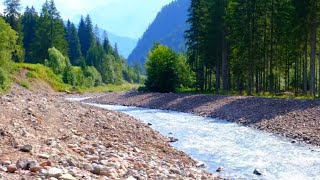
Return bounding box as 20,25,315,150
128,0,190,65
0,0,142,91
185,0,320,97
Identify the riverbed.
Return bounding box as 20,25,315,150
82,102,320,180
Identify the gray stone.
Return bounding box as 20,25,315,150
16,159,29,170
216,166,224,172
48,167,63,178
168,137,178,143
20,145,33,152
58,173,76,180
253,169,263,176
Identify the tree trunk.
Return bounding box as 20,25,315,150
222,32,229,92
310,19,317,97
303,33,308,95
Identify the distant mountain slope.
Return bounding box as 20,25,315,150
96,28,137,58
128,0,190,65
106,31,137,58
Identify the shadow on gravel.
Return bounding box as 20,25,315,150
119,92,320,125
208,97,320,125
122,92,223,112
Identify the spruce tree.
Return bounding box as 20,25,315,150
32,0,67,63
66,20,82,65
21,6,38,62
3,0,24,62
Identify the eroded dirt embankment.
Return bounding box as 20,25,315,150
87,91,320,147
0,84,218,180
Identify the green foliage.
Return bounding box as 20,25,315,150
22,6,38,62
45,47,68,75
76,83,140,93
62,62,75,85
66,20,82,65
83,66,102,87
0,67,10,92
145,44,193,92
17,79,30,89
15,63,71,91
0,16,17,71
32,0,68,63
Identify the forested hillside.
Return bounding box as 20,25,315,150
0,0,142,92
127,0,190,65
185,0,320,97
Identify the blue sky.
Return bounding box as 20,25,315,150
1,0,174,39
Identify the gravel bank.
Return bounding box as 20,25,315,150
0,85,218,180
87,91,320,147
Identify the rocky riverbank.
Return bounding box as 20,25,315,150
86,91,320,147
0,84,218,180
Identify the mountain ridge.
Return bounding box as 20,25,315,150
128,0,190,65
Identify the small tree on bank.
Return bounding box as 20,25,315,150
145,44,194,93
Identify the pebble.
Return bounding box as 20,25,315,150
169,167,181,175
168,137,179,143
47,167,63,178
38,154,50,159
0,160,11,166
20,145,33,152
6,165,17,173
58,173,76,180
84,155,99,161
253,169,263,176
216,166,224,172
16,159,29,170
30,166,43,172
40,161,52,167
196,161,206,168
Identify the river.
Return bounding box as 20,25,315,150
67,98,320,179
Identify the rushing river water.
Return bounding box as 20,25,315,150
66,98,320,180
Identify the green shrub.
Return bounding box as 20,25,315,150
63,63,76,85
45,47,69,75
145,44,194,93
0,17,17,72
82,66,102,87
0,68,10,92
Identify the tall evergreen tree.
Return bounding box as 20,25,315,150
66,20,82,65
21,6,38,62
32,0,67,63
3,0,24,62
78,15,95,57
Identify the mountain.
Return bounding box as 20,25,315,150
127,0,190,65
105,31,137,58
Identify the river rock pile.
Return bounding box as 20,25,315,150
0,84,219,179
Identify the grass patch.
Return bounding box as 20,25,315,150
0,67,10,93
77,83,141,93
15,63,71,92
17,79,30,89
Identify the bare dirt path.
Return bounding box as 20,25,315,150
87,91,320,147
0,84,218,180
